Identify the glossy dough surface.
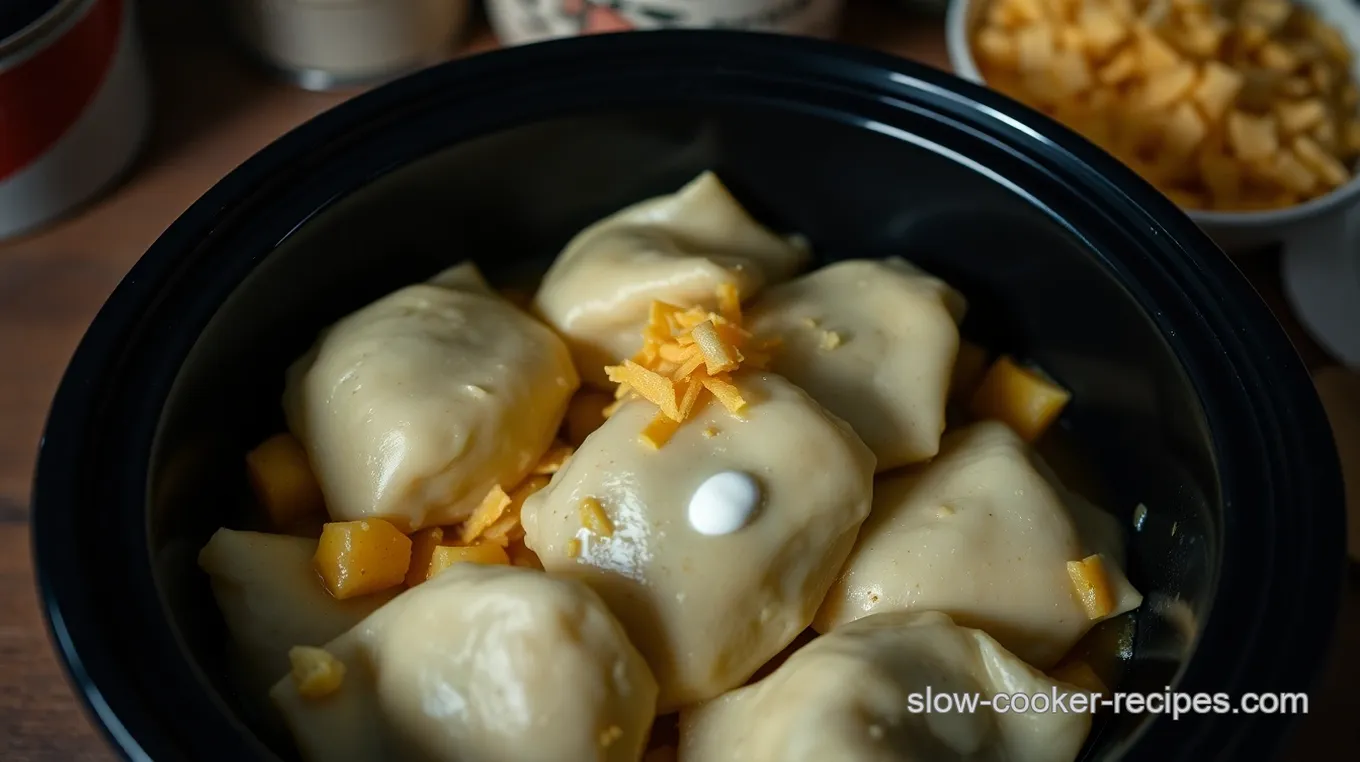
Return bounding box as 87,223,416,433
271,564,657,762
283,273,578,531
680,611,1092,762
197,529,398,699
813,421,1142,668
532,172,809,387
746,258,967,470
521,372,876,711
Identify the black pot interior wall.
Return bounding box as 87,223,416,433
149,106,1217,759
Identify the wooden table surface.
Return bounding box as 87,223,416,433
0,1,1354,760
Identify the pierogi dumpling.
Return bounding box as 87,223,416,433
813,421,1142,669
679,611,1092,762
745,258,967,470
271,564,657,762
198,529,398,699
283,268,578,531
520,372,876,711
533,172,809,388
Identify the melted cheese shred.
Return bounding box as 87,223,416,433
603,285,779,448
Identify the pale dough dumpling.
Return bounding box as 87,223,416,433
197,529,398,699
680,611,1092,762
283,266,579,531
813,421,1142,669
745,258,967,470
271,563,657,762
521,372,876,712
533,172,810,387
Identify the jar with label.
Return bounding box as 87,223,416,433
225,0,472,91
1,0,150,241
487,0,846,47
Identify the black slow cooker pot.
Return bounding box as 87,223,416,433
31,30,1345,762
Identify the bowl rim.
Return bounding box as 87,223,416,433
30,28,1346,762
943,0,1360,227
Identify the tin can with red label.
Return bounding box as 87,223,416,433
0,0,151,241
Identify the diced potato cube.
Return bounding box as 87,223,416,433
1078,5,1127,57
1007,0,1045,24
969,355,1071,442
1240,0,1291,33
1066,554,1116,619
1050,50,1094,96
1309,62,1334,94
975,26,1018,69
404,527,446,587
1268,150,1319,194
1163,101,1208,158
1343,119,1360,156
1276,98,1328,135
1178,16,1228,58
1135,25,1183,72
1293,136,1351,187
1257,42,1298,73
1097,49,1140,86
314,519,412,600
1059,26,1085,54
246,433,325,530
1199,150,1244,202
1226,110,1279,161
1141,64,1199,110
1016,23,1056,73
289,646,346,699
428,543,510,578
1280,76,1313,98
1340,84,1358,110
1237,23,1270,52
1192,61,1244,120
1311,118,1338,151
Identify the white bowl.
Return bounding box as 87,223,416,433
946,0,1360,367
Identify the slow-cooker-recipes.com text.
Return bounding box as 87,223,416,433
201,172,1156,762
903,687,1311,719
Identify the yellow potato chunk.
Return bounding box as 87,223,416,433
405,527,447,587
289,646,346,699
314,519,412,600
246,433,325,530
1192,61,1244,120
1066,554,1116,620
429,543,511,578
970,355,1071,442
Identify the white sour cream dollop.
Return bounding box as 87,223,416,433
688,471,762,536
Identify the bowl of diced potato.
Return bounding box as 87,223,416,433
948,0,1360,251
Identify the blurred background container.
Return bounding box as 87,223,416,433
223,0,473,90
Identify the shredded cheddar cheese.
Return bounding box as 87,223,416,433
603,284,778,448
566,538,582,558
289,646,346,699
580,496,615,537
460,486,512,544
1066,554,1116,620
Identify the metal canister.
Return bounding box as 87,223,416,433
224,0,472,92
0,0,150,241
487,0,846,47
